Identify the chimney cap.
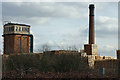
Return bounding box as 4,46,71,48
89,4,94,8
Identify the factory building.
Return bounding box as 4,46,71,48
2,22,33,54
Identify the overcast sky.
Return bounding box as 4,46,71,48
0,2,118,58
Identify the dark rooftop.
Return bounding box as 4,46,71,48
4,23,30,27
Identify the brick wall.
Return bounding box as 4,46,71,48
84,44,97,55
4,35,29,54
94,59,119,75
4,35,14,54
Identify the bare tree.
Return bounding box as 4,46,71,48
68,45,78,51
66,45,79,51
56,44,79,51
38,44,51,53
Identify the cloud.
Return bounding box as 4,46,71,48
2,2,87,19
98,44,117,58
33,24,88,52
96,16,118,38
96,16,117,31
3,16,50,25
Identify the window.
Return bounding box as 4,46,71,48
6,27,8,32
19,27,21,31
25,28,27,32
28,28,29,32
22,27,24,31
9,27,11,31
5,27,9,32
27,28,29,32
16,27,18,31
11,26,14,31
4,27,6,32
7,27,9,31
22,27,29,32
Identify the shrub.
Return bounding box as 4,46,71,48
3,53,90,74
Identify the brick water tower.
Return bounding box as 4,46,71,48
2,22,33,54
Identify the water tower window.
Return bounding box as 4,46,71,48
4,27,6,32
7,27,9,31
5,27,7,32
16,27,18,31
27,28,29,32
11,26,14,31
9,27,11,31
9,27,10,31
22,27,28,32
28,28,30,32
25,28,27,32
7,27,8,31
19,27,21,31
22,27,24,31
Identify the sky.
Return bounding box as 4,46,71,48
0,2,118,58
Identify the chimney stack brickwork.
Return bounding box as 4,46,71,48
89,4,95,44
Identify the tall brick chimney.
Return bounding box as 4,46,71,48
89,4,95,44
84,4,97,55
